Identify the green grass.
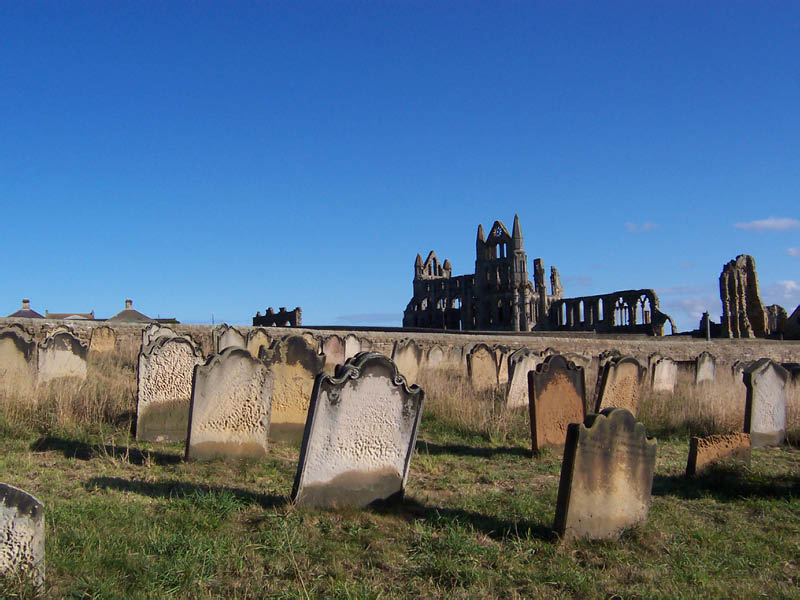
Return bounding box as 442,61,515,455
0,414,798,598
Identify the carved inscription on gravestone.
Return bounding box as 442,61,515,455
0,483,44,588
554,408,657,541
292,352,424,508
744,359,788,447
595,357,645,416
528,355,585,451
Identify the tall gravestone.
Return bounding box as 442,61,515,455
0,483,44,588
322,335,346,371
37,331,87,383
467,344,498,391
595,357,645,416
213,324,247,353
246,328,272,359
136,336,204,442
554,408,657,541
651,357,677,393
186,347,273,460
506,348,546,409
141,323,177,349
743,359,788,447
89,326,117,354
260,335,326,441
392,339,423,385
696,352,716,384
0,329,36,390
528,355,586,451
292,352,424,508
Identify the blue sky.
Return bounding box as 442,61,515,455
2,2,798,330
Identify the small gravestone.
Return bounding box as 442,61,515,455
89,326,117,354
213,324,247,353
141,323,177,349
186,347,273,460
554,408,657,541
292,352,424,508
0,484,44,588
496,347,511,386
344,334,362,360
322,335,346,371
696,352,716,384
651,358,677,393
246,328,272,359
37,331,87,382
467,344,498,391
743,359,788,447
528,355,586,451
0,329,36,389
506,348,546,409
261,335,326,441
392,339,423,384
137,336,204,442
686,433,750,477
595,357,645,415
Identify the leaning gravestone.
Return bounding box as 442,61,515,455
696,352,716,384
141,323,177,349
743,359,788,447
0,483,44,588
686,432,750,477
89,326,117,354
467,344,498,392
260,335,326,441
506,348,546,409
651,357,677,393
292,352,424,508
246,328,272,359
37,331,87,383
214,324,247,353
322,335,346,371
392,339,423,385
186,347,273,460
0,329,37,389
554,407,657,541
528,355,586,451
136,336,204,442
595,357,645,416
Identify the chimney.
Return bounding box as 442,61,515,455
125,299,133,309
22,299,30,310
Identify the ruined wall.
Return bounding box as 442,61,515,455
720,254,768,338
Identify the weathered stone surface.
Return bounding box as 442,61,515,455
260,335,326,441
743,359,788,447
246,328,272,360
425,345,445,368
506,348,546,409
344,334,362,360
651,357,677,393
213,324,247,353
89,326,116,354
496,346,511,386
686,433,750,477
528,355,585,451
37,331,87,382
186,347,273,460
136,336,205,443
696,351,715,384
595,357,645,415
467,343,498,391
392,339,423,385
291,352,424,508
322,335,346,371
141,323,177,349
720,254,768,338
554,408,657,541
0,329,36,389
0,484,44,588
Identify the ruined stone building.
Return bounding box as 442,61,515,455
403,216,674,335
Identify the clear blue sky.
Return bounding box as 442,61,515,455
2,2,798,331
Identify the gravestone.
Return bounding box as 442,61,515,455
291,352,424,508
651,358,677,393
506,348,546,409
425,345,445,369
696,352,716,384
392,339,423,385
496,347,511,386
0,483,44,588
554,408,657,541
686,433,750,477
344,334,362,359
246,328,272,359
89,326,116,354
37,331,87,383
136,336,204,442
186,347,273,460
261,335,326,441
322,335,346,371
141,323,177,349
595,357,645,416
467,344,498,391
0,329,36,389
528,355,586,451
213,324,247,353
743,359,788,447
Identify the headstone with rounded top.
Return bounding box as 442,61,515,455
743,359,788,447
0,483,44,589
528,355,586,451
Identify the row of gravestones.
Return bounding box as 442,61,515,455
0,326,94,385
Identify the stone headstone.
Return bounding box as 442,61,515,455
344,334,362,360
213,324,247,353
392,339,423,385
0,329,36,389
261,335,326,441
425,345,445,369
686,433,750,477
322,335,346,371
89,326,117,354
496,347,511,386
651,357,677,393
141,323,177,349
554,408,657,541
136,336,204,443
0,483,44,588
246,328,272,359
291,352,424,508
467,344,498,391
696,352,715,384
506,348,546,409
528,355,586,451
37,331,87,383
595,357,645,415
743,359,788,447
186,347,273,460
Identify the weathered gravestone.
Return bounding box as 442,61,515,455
136,336,204,442
651,357,677,393
743,359,788,447
595,357,645,416
496,347,511,386
141,323,177,349
246,328,272,359
506,348,546,409
344,334,362,360
0,483,44,588
528,355,586,452
467,343,498,392
186,347,273,460
213,324,247,353
88,326,116,354
686,433,750,477
554,407,657,541
392,339,423,385
425,345,445,369
696,351,716,384
322,335,346,371
0,329,36,389
37,331,87,383
292,352,424,508
260,335,326,441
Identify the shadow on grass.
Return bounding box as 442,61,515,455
415,440,531,459
30,436,182,466
86,476,287,509
653,464,800,502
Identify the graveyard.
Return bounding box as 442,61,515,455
0,321,798,598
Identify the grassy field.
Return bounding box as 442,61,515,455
0,355,798,598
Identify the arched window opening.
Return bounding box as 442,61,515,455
598,298,604,321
